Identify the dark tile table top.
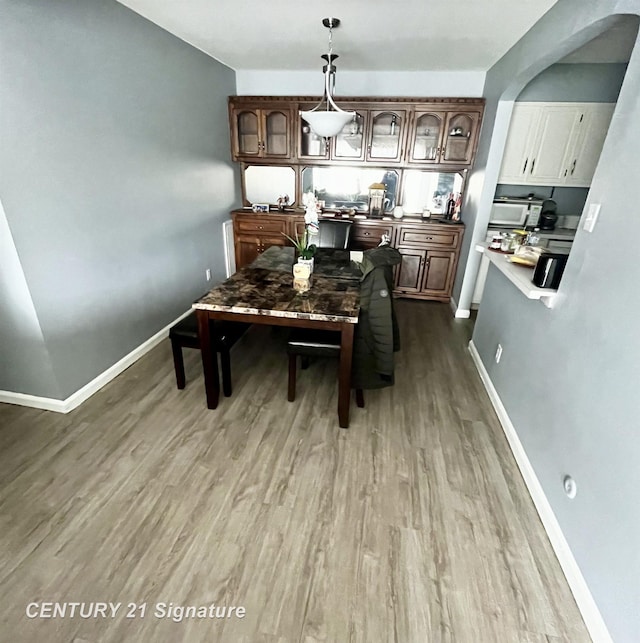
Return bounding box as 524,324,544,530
193,247,361,323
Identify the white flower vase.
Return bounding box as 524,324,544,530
297,257,314,274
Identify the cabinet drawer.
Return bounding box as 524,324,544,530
235,218,286,234
351,223,395,250
396,227,459,249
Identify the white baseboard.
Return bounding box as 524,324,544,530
0,309,193,414
468,340,612,643
450,296,471,318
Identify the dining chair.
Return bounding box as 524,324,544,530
169,311,249,396
315,219,353,249
286,218,362,404
287,329,365,407
286,243,401,408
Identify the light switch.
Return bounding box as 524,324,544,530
583,203,600,233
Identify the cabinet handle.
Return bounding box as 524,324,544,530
530,158,535,174
425,236,433,240
258,226,263,230
522,158,528,174
570,159,577,175
364,231,370,236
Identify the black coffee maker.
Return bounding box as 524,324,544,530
539,199,558,230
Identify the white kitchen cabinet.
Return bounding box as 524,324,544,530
562,103,615,186
498,102,614,188
496,104,542,184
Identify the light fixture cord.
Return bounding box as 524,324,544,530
325,19,335,110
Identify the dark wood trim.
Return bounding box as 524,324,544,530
338,322,355,429
196,310,219,409
230,95,485,105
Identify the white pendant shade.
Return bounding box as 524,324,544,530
301,17,355,139
300,110,354,138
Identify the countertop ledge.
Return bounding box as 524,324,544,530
476,242,558,308
235,208,464,226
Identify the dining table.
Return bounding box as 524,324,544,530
192,246,361,428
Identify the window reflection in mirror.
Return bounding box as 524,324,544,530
244,166,296,205
301,167,398,213
401,170,464,214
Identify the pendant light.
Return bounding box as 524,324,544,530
300,18,355,138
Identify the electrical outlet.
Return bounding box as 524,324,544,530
495,344,503,363
205,269,211,281
563,475,577,499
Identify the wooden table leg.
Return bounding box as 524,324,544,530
197,310,219,409
338,322,355,429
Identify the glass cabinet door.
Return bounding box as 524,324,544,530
235,109,261,157
408,111,446,163
333,110,367,161
367,110,406,163
263,110,290,158
298,104,330,160
441,111,481,164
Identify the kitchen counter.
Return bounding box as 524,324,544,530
537,227,576,240
475,242,558,308
487,224,576,239
238,207,464,226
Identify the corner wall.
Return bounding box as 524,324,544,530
0,0,240,399
464,3,640,641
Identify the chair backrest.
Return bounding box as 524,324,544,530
315,220,353,249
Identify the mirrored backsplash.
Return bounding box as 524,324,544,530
302,167,399,213
402,170,464,215
244,166,296,206
243,165,466,216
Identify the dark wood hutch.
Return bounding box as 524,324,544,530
228,95,485,302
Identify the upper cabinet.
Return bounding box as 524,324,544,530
563,103,615,187
407,108,482,166
407,110,446,164
440,110,482,165
298,104,368,162
333,107,368,161
366,109,408,164
498,102,614,187
230,103,293,162
228,97,485,169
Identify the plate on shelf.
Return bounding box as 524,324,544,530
508,255,536,267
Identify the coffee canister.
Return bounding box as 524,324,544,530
532,252,568,289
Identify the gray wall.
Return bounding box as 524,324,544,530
517,62,627,102
0,0,240,399
467,3,640,641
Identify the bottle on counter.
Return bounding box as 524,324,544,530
452,192,462,221
446,193,455,219
526,228,541,246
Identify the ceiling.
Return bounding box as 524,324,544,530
116,0,562,72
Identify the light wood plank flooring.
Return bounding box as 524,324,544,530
0,300,590,642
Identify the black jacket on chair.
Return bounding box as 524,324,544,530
351,245,401,390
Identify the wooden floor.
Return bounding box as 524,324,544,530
0,300,590,643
